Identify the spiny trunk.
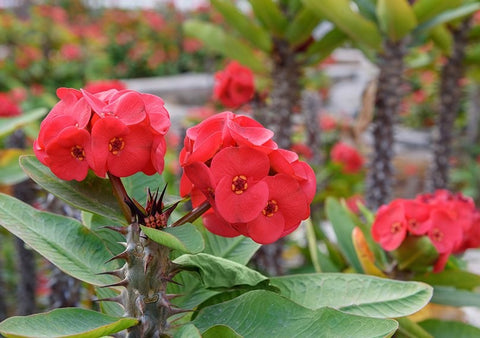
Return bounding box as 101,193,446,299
429,18,472,190
106,222,180,337
365,39,408,211
266,37,302,150
303,90,323,167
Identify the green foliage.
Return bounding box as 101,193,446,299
430,286,480,307
0,108,46,138
248,0,288,36
413,0,463,23
0,149,30,185
0,308,138,338
141,224,205,254
325,197,363,272
414,269,480,291
0,193,119,286
210,0,271,52
285,7,323,47
419,319,480,338
20,155,125,224
376,0,417,41
415,3,480,34
304,28,348,65
303,0,382,50
193,290,399,338
183,20,265,73
174,253,268,289
270,273,433,318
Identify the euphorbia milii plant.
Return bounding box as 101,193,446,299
0,87,433,338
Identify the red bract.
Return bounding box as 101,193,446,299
330,142,364,174
213,61,255,108
180,111,316,244
0,92,22,117
34,87,170,181
371,200,407,251
372,190,480,273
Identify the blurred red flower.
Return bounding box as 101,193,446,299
0,92,22,117
213,61,255,108
330,142,364,174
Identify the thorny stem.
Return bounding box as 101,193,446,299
108,173,132,223
171,200,211,227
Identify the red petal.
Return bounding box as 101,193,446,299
202,210,242,238
215,176,268,223
105,91,146,125
141,93,170,135
210,147,270,184
184,162,216,205
45,127,90,181
247,212,285,244
371,201,407,251
427,209,462,254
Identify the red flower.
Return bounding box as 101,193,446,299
45,127,91,181
0,92,22,117
427,209,462,254
372,200,407,251
330,142,364,174
180,111,316,244
213,61,255,108
89,117,153,177
402,200,431,235
34,87,170,181
210,147,270,224
247,174,309,244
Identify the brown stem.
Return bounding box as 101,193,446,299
170,200,211,227
108,173,132,223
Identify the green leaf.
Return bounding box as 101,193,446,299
174,253,268,289
0,308,137,338
141,224,204,254
19,155,124,224
0,193,119,285
414,269,480,291
173,323,202,338
95,287,124,317
248,0,288,36
305,28,348,65
431,286,480,307
271,273,432,318
210,0,271,52
168,231,260,310
377,0,417,41
352,0,378,22
395,317,433,338
183,20,265,73
413,0,462,23
122,172,166,207
200,228,261,265
325,197,363,272
419,319,480,338
0,149,30,185
285,8,323,47
82,212,125,256
429,24,453,55
193,290,399,337
415,3,480,34
0,108,46,138
203,325,242,338
303,0,382,50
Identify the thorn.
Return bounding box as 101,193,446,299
96,269,124,279
161,277,183,286
163,201,179,220
105,250,129,263
143,254,153,274
117,241,128,247
101,225,128,235
168,263,183,274
100,278,129,288
165,294,183,301
168,307,192,316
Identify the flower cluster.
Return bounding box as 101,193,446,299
0,92,22,117
372,190,480,272
34,88,170,181
330,142,364,174
180,112,316,244
213,61,255,108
